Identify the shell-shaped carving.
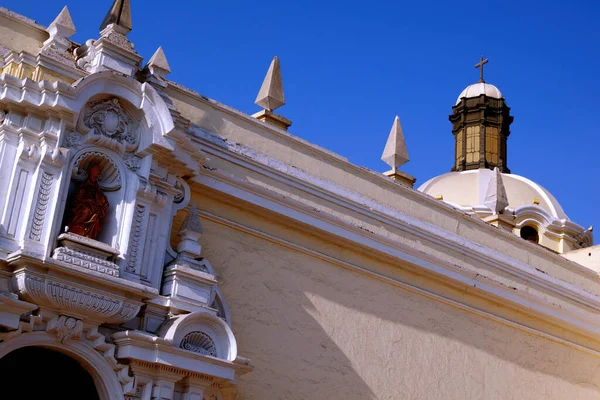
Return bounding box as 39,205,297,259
72,151,121,191
180,331,217,357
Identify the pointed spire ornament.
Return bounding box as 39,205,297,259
144,46,171,79
381,116,415,188
255,56,285,112
100,0,133,34
42,6,76,53
252,56,292,131
484,167,509,213
381,116,409,169
177,204,203,257
180,204,203,235
48,6,76,38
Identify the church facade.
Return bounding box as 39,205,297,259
0,1,599,399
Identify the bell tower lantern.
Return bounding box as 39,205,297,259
450,57,514,173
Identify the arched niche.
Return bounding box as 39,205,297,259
0,331,123,400
159,312,237,362
55,146,133,251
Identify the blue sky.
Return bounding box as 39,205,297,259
5,0,600,238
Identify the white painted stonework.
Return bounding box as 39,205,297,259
1,3,600,400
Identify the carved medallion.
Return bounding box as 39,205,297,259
83,98,139,153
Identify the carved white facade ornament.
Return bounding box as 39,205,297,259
0,35,243,398
180,331,218,357
82,98,139,153
51,315,84,344
72,151,122,191
123,154,141,171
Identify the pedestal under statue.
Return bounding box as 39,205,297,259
65,164,109,240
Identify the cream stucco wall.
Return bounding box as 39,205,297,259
0,12,46,55
190,194,600,400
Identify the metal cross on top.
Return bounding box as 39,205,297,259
474,56,489,83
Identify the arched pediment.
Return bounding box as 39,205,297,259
158,312,237,362
70,71,174,154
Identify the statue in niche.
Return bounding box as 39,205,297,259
65,164,109,240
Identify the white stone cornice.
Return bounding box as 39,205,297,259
179,134,600,341
193,167,600,341
191,129,597,278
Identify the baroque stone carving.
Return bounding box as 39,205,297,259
72,151,121,191
65,164,109,240
83,98,139,153
55,315,83,343
65,131,83,148
53,246,120,277
29,172,53,241
124,154,141,171
13,271,141,324
126,204,146,273
180,331,217,357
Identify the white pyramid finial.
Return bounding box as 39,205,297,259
177,204,203,257
255,56,285,112
381,116,409,169
145,46,171,78
484,167,509,213
48,6,76,38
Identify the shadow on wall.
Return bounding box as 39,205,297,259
199,217,600,400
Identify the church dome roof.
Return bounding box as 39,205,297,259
456,82,503,105
418,169,567,219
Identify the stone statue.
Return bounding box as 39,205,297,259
65,164,109,240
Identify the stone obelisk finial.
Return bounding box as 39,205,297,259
177,204,203,257
252,56,292,131
482,167,515,231
42,6,76,52
484,167,509,214
255,56,285,111
144,46,171,79
381,116,416,187
100,0,133,35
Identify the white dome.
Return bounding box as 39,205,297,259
455,82,503,105
418,169,567,219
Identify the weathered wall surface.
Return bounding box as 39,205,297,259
195,202,600,400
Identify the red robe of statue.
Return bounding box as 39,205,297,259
65,164,109,240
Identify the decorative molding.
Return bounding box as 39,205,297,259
180,331,217,357
52,246,120,277
13,271,141,324
126,204,146,273
29,172,53,241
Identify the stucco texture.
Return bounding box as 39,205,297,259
198,217,600,400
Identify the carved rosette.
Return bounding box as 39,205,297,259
12,271,141,324
82,98,139,154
